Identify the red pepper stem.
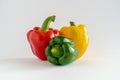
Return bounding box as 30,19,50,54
70,21,76,26
41,15,56,32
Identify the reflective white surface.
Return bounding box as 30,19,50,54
0,0,120,80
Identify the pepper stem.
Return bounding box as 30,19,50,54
41,15,56,32
51,45,63,58
70,21,76,26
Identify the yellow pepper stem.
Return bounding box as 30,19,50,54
70,21,76,26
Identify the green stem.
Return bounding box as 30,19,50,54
70,21,76,26
51,45,63,58
41,15,56,32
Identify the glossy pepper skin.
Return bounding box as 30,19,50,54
60,21,89,58
27,16,59,60
45,36,79,65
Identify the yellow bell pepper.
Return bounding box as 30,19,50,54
59,21,89,58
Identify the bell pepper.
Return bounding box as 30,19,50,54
45,36,79,65
60,21,89,58
27,15,59,60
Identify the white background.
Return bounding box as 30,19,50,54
0,0,120,80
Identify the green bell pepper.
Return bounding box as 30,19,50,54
45,36,79,65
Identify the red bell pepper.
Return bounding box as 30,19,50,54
27,16,59,60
